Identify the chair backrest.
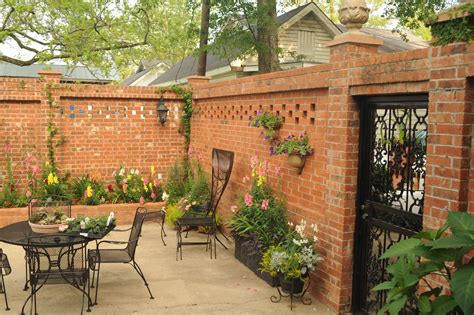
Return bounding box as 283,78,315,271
28,195,72,218
0,249,11,276
127,207,148,259
208,148,234,217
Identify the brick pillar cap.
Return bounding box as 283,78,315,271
326,31,383,48
38,70,63,77
187,75,212,81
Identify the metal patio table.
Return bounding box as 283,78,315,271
0,221,114,314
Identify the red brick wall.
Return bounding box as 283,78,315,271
0,72,184,189
190,42,474,313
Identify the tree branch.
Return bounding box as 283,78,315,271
7,34,39,53
1,6,15,31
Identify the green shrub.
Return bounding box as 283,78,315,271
165,203,184,228
70,175,107,205
165,160,187,203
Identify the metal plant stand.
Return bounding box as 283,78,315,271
270,277,312,310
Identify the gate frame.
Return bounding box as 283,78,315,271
351,94,429,313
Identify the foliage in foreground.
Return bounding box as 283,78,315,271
373,212,474,315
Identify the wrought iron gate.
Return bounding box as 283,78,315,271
352,95,428,314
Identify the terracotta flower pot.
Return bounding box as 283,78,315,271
287,153,306,174
29,221,63,234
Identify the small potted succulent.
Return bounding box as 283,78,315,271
260,220,322,294
272,133,313,174
252,110,283,141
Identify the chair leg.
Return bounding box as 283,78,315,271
93,263,101,305
131,261,154,299
23,254,29,291
91,268,95,288
1,274,9,311
160,215,167,246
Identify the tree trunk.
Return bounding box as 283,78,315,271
197,0,211,76
257,0,280,73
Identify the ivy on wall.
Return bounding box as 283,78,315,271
158,86,193,153
431,4,474,46
44,83,65,172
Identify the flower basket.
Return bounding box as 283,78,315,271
29,222,64,234
279,274,305,294
287,153,306,174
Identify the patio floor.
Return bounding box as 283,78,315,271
2,223,335,314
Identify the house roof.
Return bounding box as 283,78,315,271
0,62,118,83
121,60,169,86
151,4,430,86
336,25,429,53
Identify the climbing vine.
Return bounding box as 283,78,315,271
44,83,65,172
158,86,193,153
431,4,474,46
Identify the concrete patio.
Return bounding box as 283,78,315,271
1,223,335,314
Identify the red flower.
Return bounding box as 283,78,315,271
107,184,114,192
44,178,49,184
117,183,123,190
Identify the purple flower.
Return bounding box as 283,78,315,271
270,147,276,155
264,135,269,140
284,149,288,153
257,110,263,115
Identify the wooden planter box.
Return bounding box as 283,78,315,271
0,201,166,227
234,235,279,287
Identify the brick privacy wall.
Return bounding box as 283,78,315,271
190,42,474,313
0,72,184,189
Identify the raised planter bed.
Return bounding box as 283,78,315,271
234,235,279,287
0,201,166,227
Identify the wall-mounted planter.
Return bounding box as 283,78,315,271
287,153,306,174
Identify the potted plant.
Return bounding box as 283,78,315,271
252,110,283,141
272,133,313,174
260,220,323,294
29,209,70,233
229,156,289,287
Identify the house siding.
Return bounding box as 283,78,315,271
279,12,333,63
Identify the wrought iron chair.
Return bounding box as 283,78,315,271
23,234,90,315
0,249,11,311
176,148,234,260
88,207,154,305
24,195,73,291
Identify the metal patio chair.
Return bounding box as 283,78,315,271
0,249,11,311
176,148,234,260
22,235,90,315
24,195,73,291
88,207,154,305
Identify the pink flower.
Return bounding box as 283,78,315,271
188,146,193,157
123,178,128,184
244,194,253,206
261,199,269,210
250,156,258,169
143,178,149,185
243,175,250,183
274,166,281,177
3,144,11,154
151,192,156,199
154,179,159,187
25,190,32,198
139,196,145,205
31,166,40,177
84,190,88,199
112,170,117,177
30,199,38,205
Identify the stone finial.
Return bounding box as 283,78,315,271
339,0,370,33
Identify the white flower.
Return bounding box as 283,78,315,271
119,168,125,176
192,201,196,205
311,223,318,233
288,221,294,227
135,169,140,175
130,168,135,175
80,220,86,230
162,192,169,201
84,217,90,224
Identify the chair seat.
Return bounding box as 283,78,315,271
89,248,132,266
177,216,213,227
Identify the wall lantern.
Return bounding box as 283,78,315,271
156,97,169,126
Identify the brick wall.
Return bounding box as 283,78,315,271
190,42,474,313
0,72,184,189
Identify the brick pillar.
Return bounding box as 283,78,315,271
323,32,382,312
37,70,62,84
187,75,211,87
424,43,473,229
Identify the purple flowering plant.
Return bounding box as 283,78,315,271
251,110,283,140
272,133,313,156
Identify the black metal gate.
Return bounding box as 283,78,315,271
352,95,428,314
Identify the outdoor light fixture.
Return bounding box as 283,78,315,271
156,97,169,126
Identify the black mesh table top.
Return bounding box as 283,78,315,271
0,221,114,247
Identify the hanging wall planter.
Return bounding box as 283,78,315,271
272,133,313,175
287,153,306,174
251,110,283,142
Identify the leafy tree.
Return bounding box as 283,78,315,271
0,0,200,79
197,0,211,76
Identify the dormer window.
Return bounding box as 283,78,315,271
298,30,314,55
